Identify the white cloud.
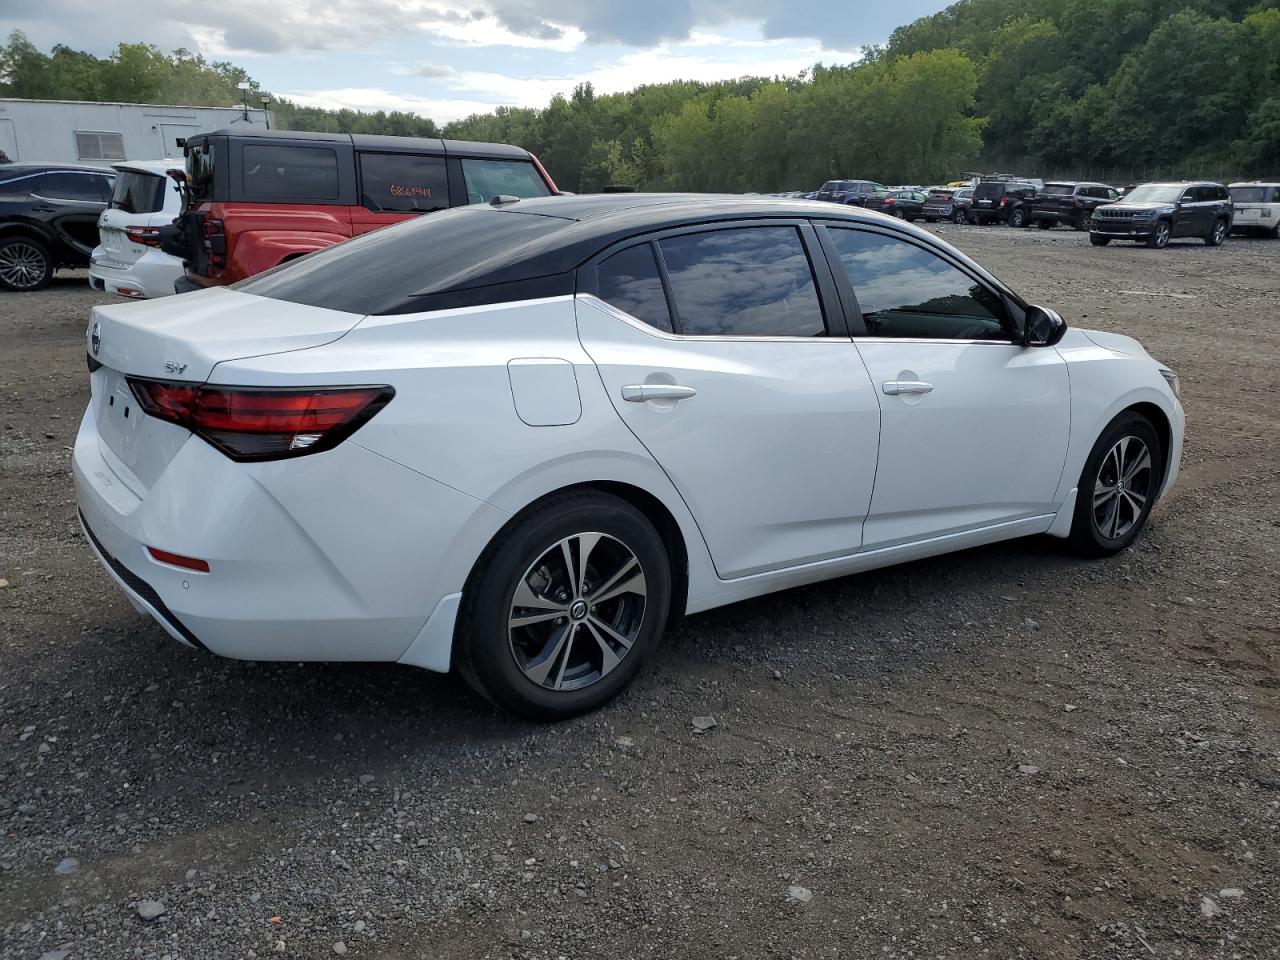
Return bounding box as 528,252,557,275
277,87,503,122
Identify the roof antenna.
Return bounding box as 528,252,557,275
489,195,520,206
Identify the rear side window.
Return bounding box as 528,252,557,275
657,227,826,337
109,171,167,214
828,228,1007,340
187,141,216,203
596,244,673,332
242,144,339,201
234,206,568,314
39,172,109,202
460,158,550,203
359,153,449,212
1230,186,1266,203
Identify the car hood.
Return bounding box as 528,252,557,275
1078,328,1152,359
1099,201,1170,212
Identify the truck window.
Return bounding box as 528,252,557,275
358,153,449,212
460,158,551,203
242,144,340,202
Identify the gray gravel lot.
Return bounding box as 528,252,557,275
2,226,1278,960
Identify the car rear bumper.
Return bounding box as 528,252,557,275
89,249,184,300
72,402,500,668
1031,209,1080,225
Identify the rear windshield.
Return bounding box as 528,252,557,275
1041,183,1075,195
1229,186,1269,203
973,183,1007,199
109,171,167,214
926,190,953,199
234,206,569,314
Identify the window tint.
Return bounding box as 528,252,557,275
1229,186,1266,203
828,229,1008,340
187,141,216,203
235,206,568,314
596,244,673,332
359,153,448,212
74,131,124,161
109,171,167,214
460,158,550,203
40,172,109,202
242,144,339,201
658,227,825,337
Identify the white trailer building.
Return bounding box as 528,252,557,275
0,98,274,165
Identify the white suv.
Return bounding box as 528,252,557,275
89,161,185,299
1228,182,1280,238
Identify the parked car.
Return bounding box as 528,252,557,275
1090,182,1233,249
1227,182,1280,237
814,179,884,206
1026,182,1120,231
922,187,974,223
0,163,114,291
866,188,928,221
77,194,1183,719
89,161,186,299
160,128,558,291
970,180,1037,226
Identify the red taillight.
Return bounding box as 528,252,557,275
999,197,1009,206
127,379,394,461
202,217,226,269
125,226,162,247
148,547,210,573
883,197,895,205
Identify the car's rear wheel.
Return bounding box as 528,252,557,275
455,491,671,720
1205,218,1228,246
0,236,54,292
1067,412,1164,556
1009,207,1026,228
1147,220,1171,249
1037,219,1052,230
1271,222,1280,239
952,209,968,224
924,216,938,223
1090,234,1111,246
1075,212,1092,232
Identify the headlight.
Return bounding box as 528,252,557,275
1159,368,1180,398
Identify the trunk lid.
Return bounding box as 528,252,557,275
86,289,366,490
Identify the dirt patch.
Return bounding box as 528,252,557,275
1,229,1278,959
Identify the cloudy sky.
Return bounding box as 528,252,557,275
5,0,950,123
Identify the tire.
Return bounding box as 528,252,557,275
1067,412,1164,557
1089,234,1111,246
924,216,939,224
0,236,54,292
454,490,672,720
1271,222,1280,240
1074,212,1092,232
1204,217,1228,246
892,208,906,219
1146,220,1171,249
952,209,967,225
1009,207,1026,228
1037,219,1052,230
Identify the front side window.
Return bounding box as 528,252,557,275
658,227,826,337
460,158,550,203
359,153,448,212
242,144,339,201
827,228,1008,341
596,243,673,332
39,172,109,202
109,171,167,213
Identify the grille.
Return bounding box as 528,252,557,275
1097,208,1136,220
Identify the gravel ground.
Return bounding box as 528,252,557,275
1,225,1278,960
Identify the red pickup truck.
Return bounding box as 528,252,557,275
162,128,557,291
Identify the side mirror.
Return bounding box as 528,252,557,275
1023,305,1067,347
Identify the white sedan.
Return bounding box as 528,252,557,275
74,195,1183,719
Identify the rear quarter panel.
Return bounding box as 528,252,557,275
214,202,354,280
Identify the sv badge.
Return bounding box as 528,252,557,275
164,360,188,375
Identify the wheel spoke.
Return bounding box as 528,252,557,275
509,609,566,629
1123,446,1151,483
573,533,602,595
552,623,579,690
523,622,576,688
587,558,643,604
583,620,622,677
1093,480,1117,507
587,614,635,651
1107,496,1122,537
1125,487,1147,508
512,578,565,614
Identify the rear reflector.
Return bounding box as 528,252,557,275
147,547,210,573
127,379,394,461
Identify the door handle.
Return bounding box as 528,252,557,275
882,380,934,396
622,384,697,403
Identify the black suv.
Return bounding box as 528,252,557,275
970,180,1037,226
0,163,115,291
1027,182,1120,231
1090,182,1233,249
815,179,885,206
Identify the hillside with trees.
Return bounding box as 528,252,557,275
2,0,1278,191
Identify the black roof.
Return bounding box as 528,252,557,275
190,127,530,159
238,193,1020,316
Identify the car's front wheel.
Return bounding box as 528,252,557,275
1205,218,1228,246
1090,234,1111,246
0,236,54,292
1067,412,1164,556
455,491,671,720
1147,220,1171,249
